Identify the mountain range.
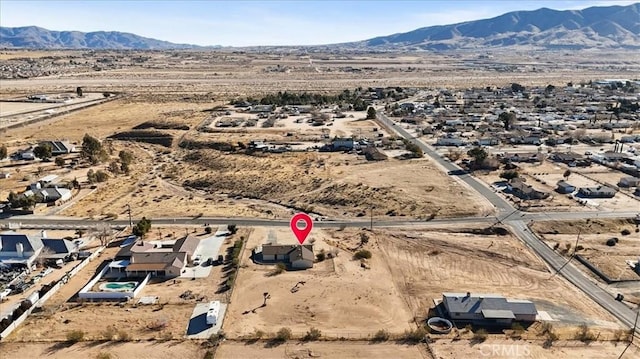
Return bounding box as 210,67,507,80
0,3,638,50
0,26,201,50
357,3,640,50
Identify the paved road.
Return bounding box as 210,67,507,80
376,112,640,333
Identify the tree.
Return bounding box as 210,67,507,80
511,83,525,93
563,169,571,180
81,134,107,164
366,106,376,119
0,144,6,159
133,217,152,237
498,111,516,131
118,150,133,174
55,157,66,167
467,147,488,168
33,143,52,160
500,170,519,181
7,191,36,210
95,223,114,246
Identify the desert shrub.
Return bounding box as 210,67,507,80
372,329,390,342
253,329,265,339
95,353,112,359
354,250,372,260
303,327,322,341
147,318,168,331
472,328,488,343
271,262,287,276
316,249,326,262
574,324,595,342
66,329,85,343
101,326,117,340
203,350,214,359
275,327,292,342
575,245,584,251
205,226,212,234
605,238,617,246
510,323,525,339
117,330,131,342
621,229,631,236
403,327,427,343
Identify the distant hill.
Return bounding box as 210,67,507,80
355,3,640,50
0,26,205,50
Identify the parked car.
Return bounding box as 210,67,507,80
0,288,11,301
193,254,202,266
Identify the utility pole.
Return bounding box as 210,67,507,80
125,204,132,229
370,206,374,231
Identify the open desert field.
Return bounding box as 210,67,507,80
0,340,208,359
223,226,416,338
2,50,639,96
216,341,426,359
431,339,640,359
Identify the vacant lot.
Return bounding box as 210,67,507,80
216,341,426,359
223,227,415,338
0,341,207,359
431,339,639,359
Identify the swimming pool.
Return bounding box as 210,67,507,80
99,281,138,292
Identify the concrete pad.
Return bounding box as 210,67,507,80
179,234,224,278
186,302,227,338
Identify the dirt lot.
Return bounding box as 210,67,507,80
216,341,426,359
431,339,640,359
0,340,207,359
224,227,416,338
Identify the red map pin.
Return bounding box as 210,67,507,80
290,213,313,244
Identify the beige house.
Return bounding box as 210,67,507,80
261,244,314,269
115,235,199,278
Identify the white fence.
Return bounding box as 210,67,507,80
78,265,150,300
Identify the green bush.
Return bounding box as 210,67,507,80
354,250,372,260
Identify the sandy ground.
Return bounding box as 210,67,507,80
216,341,426,359
0,340,208,359
223,227,416,338
1,98,213,145
430,339,640,359
2,50,639,96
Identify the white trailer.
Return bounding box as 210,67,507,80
206,300,221,326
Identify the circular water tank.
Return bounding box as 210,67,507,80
427,317,453,334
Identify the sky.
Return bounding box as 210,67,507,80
0,0,637,46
